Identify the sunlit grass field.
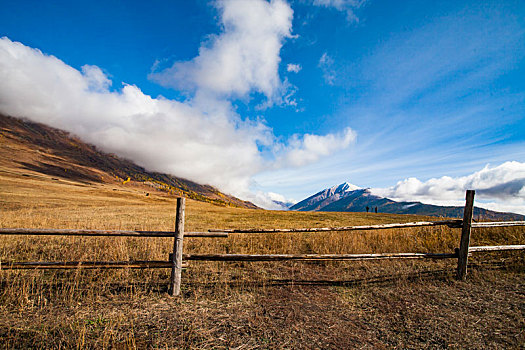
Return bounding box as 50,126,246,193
1,169,524,349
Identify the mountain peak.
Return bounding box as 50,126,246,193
335,182,361,192
289,181,362,211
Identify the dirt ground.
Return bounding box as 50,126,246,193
1,260,523,349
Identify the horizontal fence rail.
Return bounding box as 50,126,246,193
471,221,525,228
0,228,228,238
208,220,464,233
3,221,524,238
183,252,458,261
1,190,524,295
1,261,189,270
469,245,525,252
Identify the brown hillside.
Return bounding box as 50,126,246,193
0,114,257,208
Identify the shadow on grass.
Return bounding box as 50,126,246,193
17,161,98,183
0,261,514,297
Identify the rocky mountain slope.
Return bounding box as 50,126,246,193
290,183,524,221
0,114,257,208
289,182,360,211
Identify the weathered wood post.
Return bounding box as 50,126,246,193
457,190,475,281
169,197,185,296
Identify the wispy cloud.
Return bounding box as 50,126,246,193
312,0,366,22
318,52,335,85
357,7,525,111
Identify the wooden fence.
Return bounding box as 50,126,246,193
1,191,524,296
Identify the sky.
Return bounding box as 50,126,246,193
0,0,524,213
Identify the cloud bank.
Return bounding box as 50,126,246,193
371,161,525,214
0,1,355,209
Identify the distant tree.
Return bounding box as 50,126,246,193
366,206,369,213
375,207,378,213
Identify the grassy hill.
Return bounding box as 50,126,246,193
0,114,257,209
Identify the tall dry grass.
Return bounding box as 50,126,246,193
1,170,524,348
1,170,522,297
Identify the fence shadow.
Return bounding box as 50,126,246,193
0,261,514,297
182,261,513,291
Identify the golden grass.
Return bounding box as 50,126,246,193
1,169,524,349
2,169,522,261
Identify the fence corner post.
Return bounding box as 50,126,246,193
169,197,185,296
457,190,475,281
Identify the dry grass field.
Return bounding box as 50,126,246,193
1,168,524,349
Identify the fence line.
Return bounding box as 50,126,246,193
1,190,524,295
207,220,463,233
3,220,523,237
0,228,228,238
471,221,525,228
183,252,458,261
468,245,525,252
0,261,189,270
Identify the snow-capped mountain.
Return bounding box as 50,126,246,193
289,182,362,211
290,182,525,220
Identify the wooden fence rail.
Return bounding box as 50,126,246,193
469,245,525,252
0,261,189,270
1,191,524,295
0,228,228,238
183,252,458,261
206,220,464,233
471,221,525,228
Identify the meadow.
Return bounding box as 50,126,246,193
1,168,524,349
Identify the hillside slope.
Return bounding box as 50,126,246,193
0,114,257,208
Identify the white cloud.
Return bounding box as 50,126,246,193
371,161,525,214
267,191,297,204
150,0,293,101
318,52,336,85
287,63,302,73
312,0,365,22
278,127,356,167
81,65,112,92
254,191,298,210
0,37,356,209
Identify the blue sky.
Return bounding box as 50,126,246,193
1,0,524,212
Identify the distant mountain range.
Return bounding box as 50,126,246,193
290,182,525,221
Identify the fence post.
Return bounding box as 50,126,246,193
457,190,475,281
169,197,185,296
